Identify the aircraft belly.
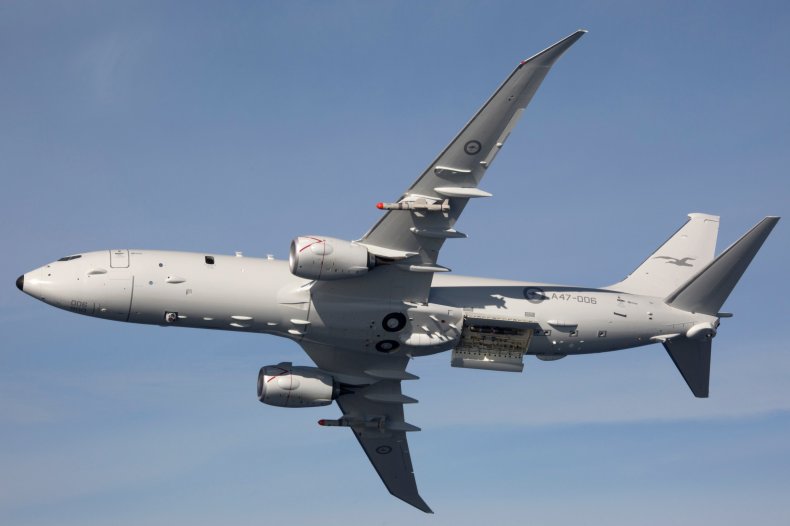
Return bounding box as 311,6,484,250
305,294,463,357
306,299,393,352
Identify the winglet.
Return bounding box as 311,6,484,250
519,29,587,67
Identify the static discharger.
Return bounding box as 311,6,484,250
376,199,449,212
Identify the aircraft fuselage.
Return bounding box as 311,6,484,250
19,249,715,361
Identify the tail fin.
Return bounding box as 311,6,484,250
609,213,719,297
665,216,779,315
662,216,778,398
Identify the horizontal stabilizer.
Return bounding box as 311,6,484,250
665,217,779,315
610,213,719,297
663,338,711,398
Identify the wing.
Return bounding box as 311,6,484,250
300,341,431,513
356,30,586,301
337,383,430,513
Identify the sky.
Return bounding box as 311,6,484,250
1,1,789,524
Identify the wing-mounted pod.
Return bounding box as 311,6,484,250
289,236,374,280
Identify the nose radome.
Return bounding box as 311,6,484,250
16,274,24,291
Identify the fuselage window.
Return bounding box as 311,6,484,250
57,255,82,262
205,256,215,265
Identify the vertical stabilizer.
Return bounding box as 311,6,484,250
609,213,719,297
665,217,779,315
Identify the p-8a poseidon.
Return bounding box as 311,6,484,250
16,31,779,513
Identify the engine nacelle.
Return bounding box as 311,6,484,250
289,236,372,280
257,362,336,408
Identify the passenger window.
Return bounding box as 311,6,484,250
205,256,215,265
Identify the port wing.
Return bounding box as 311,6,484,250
337,387,431,513
300,342,431,513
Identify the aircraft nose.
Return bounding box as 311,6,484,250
16,274,24,291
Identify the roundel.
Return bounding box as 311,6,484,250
524,287,547,304
375,340,400,353
464,140,482,155
376,445,392,455
382,312,407,332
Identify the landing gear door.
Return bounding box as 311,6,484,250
110,249,129,268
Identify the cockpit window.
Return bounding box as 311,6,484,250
57,255,82,262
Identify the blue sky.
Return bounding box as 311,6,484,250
1,1,789,524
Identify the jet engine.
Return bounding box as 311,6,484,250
289,236,373,280
257,362,336,408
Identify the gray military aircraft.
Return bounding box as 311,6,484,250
16,30,779,513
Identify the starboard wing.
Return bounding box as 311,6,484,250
358,30,586,286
